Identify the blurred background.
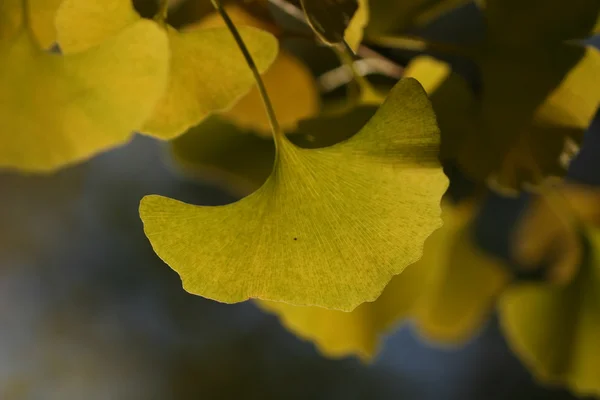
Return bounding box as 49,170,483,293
1,1,599,399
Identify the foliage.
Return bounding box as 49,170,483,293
2,0,600,397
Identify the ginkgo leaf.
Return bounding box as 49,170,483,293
28,0,65,48
473,45,600,189
170,105,378,196
500,226,600,396
140,78,448,311
222,51,319,135
512,184,600,283
257,204,508,359
365,0,469,36
413,204,510,343
483,0,600,48
56,0,279,139
300,0,368,51
405,46,600,191
257,243,428,360
194,4,320,135
0,9,169,172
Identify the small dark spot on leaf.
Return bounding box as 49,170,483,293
294,237,298,241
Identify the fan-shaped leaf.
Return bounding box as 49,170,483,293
141,78,447,311
500,226,600,396
56,0,279,139
258,204,508,359
194,4,320,135
0,6,169,172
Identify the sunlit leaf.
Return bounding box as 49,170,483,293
365,0,469,36
258,204,508,359
0,6,169,172
56,0,279,139
195,4,320,135
500,226,600,396
140,78,448,311
300,0,368,51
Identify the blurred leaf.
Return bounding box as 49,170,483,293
0,5,169,172
258,204,508,359
300,0,368,51
56,0,279,139
140,78,448,311
365,0,469,36
28,0,64,48
170,105,377,195
404,56,478,163
195,4,320,135
513,184,600,283
482,0,600,47
171,116,275,196
405,44,600,191
500,226,600,396
413,204,510,343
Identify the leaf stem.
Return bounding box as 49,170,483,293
210,0,284,145
154,0,170,24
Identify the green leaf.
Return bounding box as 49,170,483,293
0,4,169,172
140,78,448,311
483,0,600,48
500,226,600,396
300,0,368,51
258,204,508,359
56,0,279,139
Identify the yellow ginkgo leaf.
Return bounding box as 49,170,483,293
193,4,320,135
405,46,600,191
28,0,65,48
170,106,378,197
0,0,64,49
257,247,428,360
56,0,279,139
223,51,320,135
413,204,510,343
140,78,448,311
474,45,600,190
0,8,169,172
300,0,368,51
500,227,600,396
258,203,508,359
